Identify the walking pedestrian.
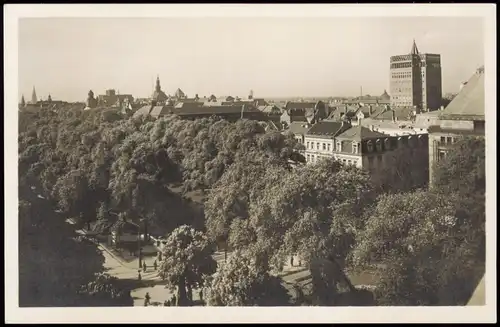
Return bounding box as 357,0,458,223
290,256,294,267
142,261,147,272
153,260,158,271
138,271,142,281
199,289,203,302
171,294,177,306
145,292,151,306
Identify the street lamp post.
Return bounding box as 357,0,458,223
110,212,147,270
128,219,145,269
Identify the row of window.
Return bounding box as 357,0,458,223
306,139,391,154
391,62,412,69
392,72,412,79
306,154,359,166
440,136,454,145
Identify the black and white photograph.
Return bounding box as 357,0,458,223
4,3,496,324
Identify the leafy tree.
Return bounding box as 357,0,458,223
78,273,134,307
375,144,429,193
205,250,290,306
18,189,105,307
352,188,484,305
158,225,217,306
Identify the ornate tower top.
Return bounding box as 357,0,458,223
48,94,52,102
155,75,162,93
21,95,26,106
31,86,38,104
410,39,419,55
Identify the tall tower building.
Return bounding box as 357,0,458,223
31,86,38,104
389,40,442,111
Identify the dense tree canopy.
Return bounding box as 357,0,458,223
158,225,217,306
205,250,290,306
18,104,485,307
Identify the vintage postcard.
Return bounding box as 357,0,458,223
4,3,496,324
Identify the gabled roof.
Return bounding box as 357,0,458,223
133,105,154,117
439,67,485,120
175,101,204,109
151,105,174,118
306,121,344,137
110,220,139,235
171,105,262,116
286,121,311,135
373,107,415,121
336,125,389,140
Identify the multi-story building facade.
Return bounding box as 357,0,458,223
304,120,429,185
390,40,442,111
428,66,485,184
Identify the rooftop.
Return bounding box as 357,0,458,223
286,121,312,135
306,120,344,137
439,67,485,120
336,125,389,140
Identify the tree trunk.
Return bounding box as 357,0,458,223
187,284,193,304
329,256,356,292
177,277,188,306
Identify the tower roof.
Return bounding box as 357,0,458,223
31,86,38,104
410,39,419,55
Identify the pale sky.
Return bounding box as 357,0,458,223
18,17,484,102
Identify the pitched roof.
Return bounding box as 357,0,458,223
439,68,484,120
110,220,139,234
373,107,415,121
287,121,311,135
172,105,262,116
133,105,153,117
306,121,344,137
336,125,389,140
411,39,419,55
174,101,204,109
258,105,282,114
150,105,174,118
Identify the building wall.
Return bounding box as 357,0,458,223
422,54,443,111
390,54,418,107
305,133,429,191
390,53,442,110
304,136,335,164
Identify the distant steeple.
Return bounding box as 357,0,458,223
155,75,161,93
411,39,419,55
31,86,38,104
47,94,52,102
20,95,26,106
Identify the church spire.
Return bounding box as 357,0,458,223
21,94,26,106
410,39,419,55
155,75,161,93
31,86,38,104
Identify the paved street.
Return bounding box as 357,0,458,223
97,240,310,306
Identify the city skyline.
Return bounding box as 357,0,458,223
19,17,484,102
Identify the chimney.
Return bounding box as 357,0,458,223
369,105,373,116
370,125,374,131
392,110,396,122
